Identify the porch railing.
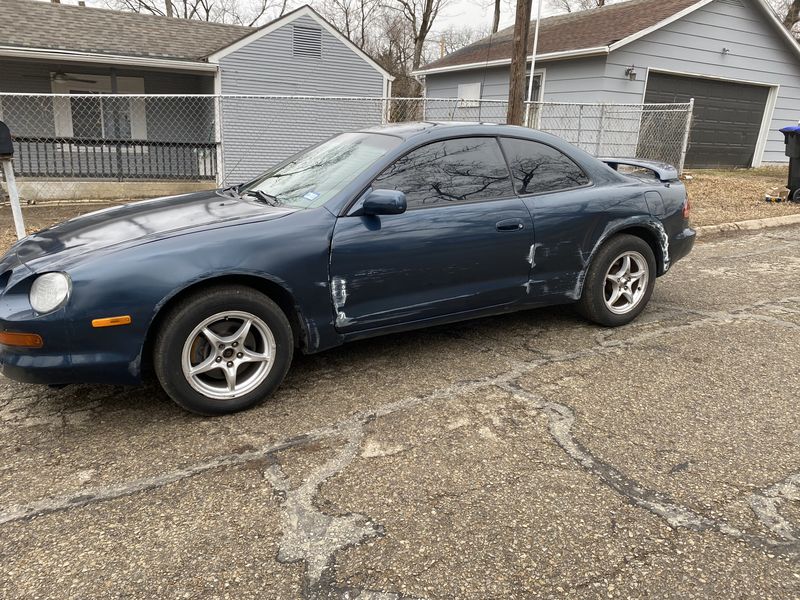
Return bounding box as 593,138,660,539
12,137,218,181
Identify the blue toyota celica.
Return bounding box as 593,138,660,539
0,123,694,414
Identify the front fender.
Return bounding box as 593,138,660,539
64,209,338,382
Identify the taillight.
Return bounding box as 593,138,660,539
682,195,691,219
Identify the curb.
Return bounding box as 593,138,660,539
695,213,800,237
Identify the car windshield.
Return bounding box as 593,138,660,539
240,132,401,209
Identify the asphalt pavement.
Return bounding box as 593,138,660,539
1,226,799,599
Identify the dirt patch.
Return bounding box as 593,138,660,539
684,166,800,226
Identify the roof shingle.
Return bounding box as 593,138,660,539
0,0,253,61
418,0,702,72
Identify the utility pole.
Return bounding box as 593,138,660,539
507,0,534,125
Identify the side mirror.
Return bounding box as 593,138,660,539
361,189,406,216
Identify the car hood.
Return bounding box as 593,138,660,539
11,190,298,270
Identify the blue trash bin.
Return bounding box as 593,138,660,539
780,125,800,202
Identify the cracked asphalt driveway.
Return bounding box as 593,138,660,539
2,226,800,599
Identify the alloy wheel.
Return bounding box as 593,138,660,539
181,311,276,400
603,251,649,315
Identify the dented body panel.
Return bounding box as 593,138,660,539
329,198,534,332
0,123,694,388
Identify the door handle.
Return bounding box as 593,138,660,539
496,218,524,232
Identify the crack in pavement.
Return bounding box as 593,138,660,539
263,419,390,598
749,474,800,543
498,382,800,559
1,297,799,597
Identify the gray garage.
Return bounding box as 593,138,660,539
644,72,771,168
417,0,800,168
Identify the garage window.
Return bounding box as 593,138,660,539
457,83,481,107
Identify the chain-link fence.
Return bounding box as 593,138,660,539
526,101,694,172
217,96,511,183
0,93,692,203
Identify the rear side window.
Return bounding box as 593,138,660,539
499,138,589,195
373,137,515,209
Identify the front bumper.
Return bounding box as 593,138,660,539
0,346,140,385
0,258,141,386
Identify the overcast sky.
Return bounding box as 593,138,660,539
436,1,518,33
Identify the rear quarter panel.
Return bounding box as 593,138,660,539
523,173,674,302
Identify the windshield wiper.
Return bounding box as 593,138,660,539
217,184,241,198
244,189,281,206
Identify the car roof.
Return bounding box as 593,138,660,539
361,121,530,141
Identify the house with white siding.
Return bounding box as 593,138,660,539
0,0,392,190
415,0,800,168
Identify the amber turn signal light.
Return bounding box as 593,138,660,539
91,315,132,328
0,331,44,348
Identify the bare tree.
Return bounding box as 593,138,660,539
386,0,450,71
778,0,800,35
104,0,289,25
369,9,420,96
431,25,489,59
547,0,605,13
315,0,382,48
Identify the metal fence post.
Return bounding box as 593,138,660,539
1,160,25,240
678,98,694,175
597,104,606,156
0,120,24,239
214,94,225,187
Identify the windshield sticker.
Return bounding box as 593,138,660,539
303,191,320,201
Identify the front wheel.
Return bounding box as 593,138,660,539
576,234,657,327
153,286,293,415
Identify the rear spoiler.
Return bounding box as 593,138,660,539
599,158,679,182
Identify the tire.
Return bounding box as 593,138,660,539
576,234,657,327
153,285,293,415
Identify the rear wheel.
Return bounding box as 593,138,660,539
576,234,656,327
154,286,293,415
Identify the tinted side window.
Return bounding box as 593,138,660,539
373,137,514,208
499,138,589,195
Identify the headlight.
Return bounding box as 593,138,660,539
29,273,71,314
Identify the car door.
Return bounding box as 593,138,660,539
498,136,607,300
329,136,534,333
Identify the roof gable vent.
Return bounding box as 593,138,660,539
293,25,322,59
